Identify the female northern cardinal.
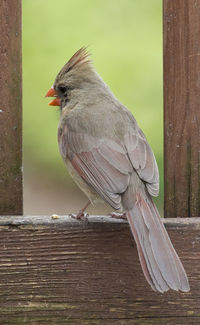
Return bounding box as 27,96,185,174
45,48,189,293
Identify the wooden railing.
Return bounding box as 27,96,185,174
0,1,200,324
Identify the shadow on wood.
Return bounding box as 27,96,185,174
0,217,199,324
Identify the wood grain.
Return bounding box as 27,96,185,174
0,218,199,324
163,0,200,218
0,0,22,215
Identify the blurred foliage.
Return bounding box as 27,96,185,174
23,0,163,209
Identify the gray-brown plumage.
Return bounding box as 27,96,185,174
46,48,190,293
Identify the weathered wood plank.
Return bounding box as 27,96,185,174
0,215,200,228
163,0,200,218
0,0,22,215
0,217,199,324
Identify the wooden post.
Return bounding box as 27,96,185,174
163,0,200,218
0,0,22,215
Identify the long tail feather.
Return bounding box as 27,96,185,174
127,193,190,293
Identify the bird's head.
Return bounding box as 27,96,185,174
45,47,96,109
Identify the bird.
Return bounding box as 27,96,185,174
45,47,190,293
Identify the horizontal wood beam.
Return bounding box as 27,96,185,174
0,215,200,228
0,216,199,324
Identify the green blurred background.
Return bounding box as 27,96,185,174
23,0,163,215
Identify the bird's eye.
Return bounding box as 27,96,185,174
58,86,67,94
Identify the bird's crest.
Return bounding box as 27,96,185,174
62,47,92,74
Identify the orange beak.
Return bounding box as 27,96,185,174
45,87,57,98
45,87,61,106
48,98,61,106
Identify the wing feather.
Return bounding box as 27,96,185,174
59,126,131,209
59,115,159,205
124,129,159,196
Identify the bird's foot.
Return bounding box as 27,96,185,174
108,212,127,220
69,200,91,221
69,211,89,221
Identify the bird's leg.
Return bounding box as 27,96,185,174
108,212,127,220
69,200,91,220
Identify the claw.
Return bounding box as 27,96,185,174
108,212,127,220
69,212,89,221
69,200,91,221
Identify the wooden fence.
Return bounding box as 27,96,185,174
0,0,200,324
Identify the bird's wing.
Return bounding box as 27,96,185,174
59,124,133,209
124,128,159,196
